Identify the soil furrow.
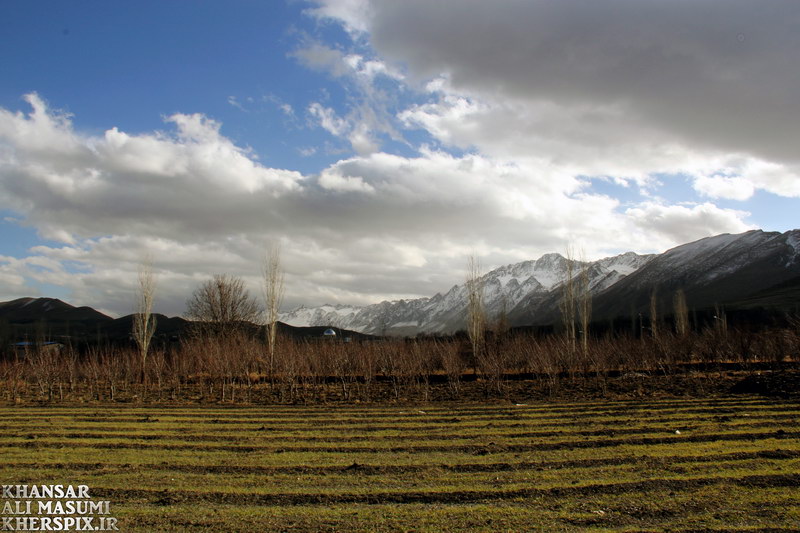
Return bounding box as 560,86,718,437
4,449,798,476
91,473,800,506
0,412,795,431
3,420,795,443
0,404,793,425
5,430,797,453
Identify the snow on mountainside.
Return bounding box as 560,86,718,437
613,230,795,289
589,229,800,320
783,229,800,266
279,304,361,328
281,250,655,335
281,229,800,335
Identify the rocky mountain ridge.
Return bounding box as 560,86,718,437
282,229,800,335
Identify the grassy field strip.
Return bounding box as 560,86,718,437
2,422,797,443
3,394,778,411
57,472,800,504
4,458,798,497
1,434,798,458
1,413,794,430
2,397,778,415
0,398,791,421
5,448,799,474
0,401,792,414
4,459,799,499
2,432,797,455
117,495,800,533
6,424,790,438
2,397,799,531
4,438,798,470
5,425,797,443
2,403,795,423
3,405,797,422
1,410,796,431
1,418,794,440
4,412,797,432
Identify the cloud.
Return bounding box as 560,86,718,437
293,40,405,155
292,42,352,78
0,94,755,316
304,0,372,35
691,156,800,201
298,146,317,157
308,102,349,137
312,0,800,197
293,41,403,86
318,167,375,193
625,202,754,245
227,96,247,112
308,101,380,155
0,93,305,243
693,175,755,201
0,255,39,299
6,3,790,319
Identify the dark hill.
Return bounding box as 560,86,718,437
589,229,800,323
106,314,191,341
0,297,372,348
0,297,112,324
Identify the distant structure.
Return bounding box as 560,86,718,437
10,341,64,357
323,328,337,337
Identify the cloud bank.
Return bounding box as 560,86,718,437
1,91,753,315
6,0,796,316
312,0,800,197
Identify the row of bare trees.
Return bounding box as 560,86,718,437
130,244,285,387
2,247,797,403
2,320,798,403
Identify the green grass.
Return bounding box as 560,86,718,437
1,396,798,531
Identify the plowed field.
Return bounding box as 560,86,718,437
1,396,798,531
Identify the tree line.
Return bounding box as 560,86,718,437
1,248,798,403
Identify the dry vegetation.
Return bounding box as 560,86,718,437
2,319,799,404
3,272,798,531
6,249,795,404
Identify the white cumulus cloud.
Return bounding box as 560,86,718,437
0,91,759,316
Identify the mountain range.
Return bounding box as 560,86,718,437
2,229,798,343
0,297,185,344
0,297,365,346
280,229,800,335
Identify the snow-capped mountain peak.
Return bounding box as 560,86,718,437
281,250,653,335
280,230,800,336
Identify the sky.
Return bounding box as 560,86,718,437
1,0,799,318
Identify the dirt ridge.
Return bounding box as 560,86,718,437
4,449,798,476
92,473,800,506
6,430,797,454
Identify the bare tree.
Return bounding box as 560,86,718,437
492,296,510,338
649,288,659,341
713,303,728,337
578,251,592,357
132,258,157,384
437,339,466,397
673,289,689,336
262,243,285,381
466,254,486,373
186,274,260,338
559,246,577,349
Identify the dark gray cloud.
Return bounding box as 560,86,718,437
362,0,800,167
5,0,777,318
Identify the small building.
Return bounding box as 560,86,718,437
323,328,337,337
10,341,64,357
